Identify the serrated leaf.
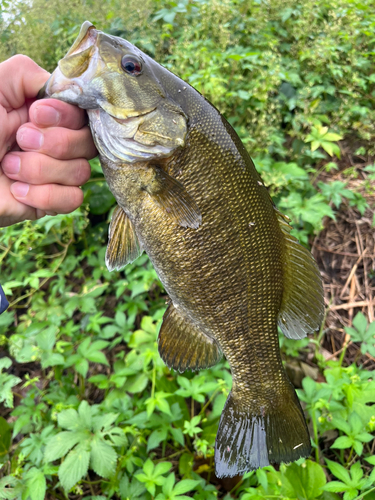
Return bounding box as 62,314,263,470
44,431,87,462
92,413,118,432
25,468,46,500
78,401,92,429
90,437,117,478
58,447,90,491
58,409,80,430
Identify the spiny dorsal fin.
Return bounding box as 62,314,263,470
158,303,222,372
276,210,324,339
145,167,202,229
105,205,143,271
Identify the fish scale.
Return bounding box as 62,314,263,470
43,21,324,477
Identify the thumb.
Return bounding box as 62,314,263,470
0,55,50,111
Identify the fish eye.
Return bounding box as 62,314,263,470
121,55,142,76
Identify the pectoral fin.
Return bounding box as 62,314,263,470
277,211,324,339
158,303,222,372
144,167,202,229
105,205,143,271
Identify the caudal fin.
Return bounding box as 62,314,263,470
214,386,311,478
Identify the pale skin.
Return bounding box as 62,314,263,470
0,55,98,228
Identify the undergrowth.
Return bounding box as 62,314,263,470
0,0,375,499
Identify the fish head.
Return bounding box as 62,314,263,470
43,21,187,163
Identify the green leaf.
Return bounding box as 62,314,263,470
162,473,175,496
170,427,184,446
331,436,353,449
58,447,90,491
147,428,168,452
154,462,172,476
78,401,92,429
324,481,351,493
0,417,11,456
173,479,200,495
143,459,154,477
58,409,80,430
348,412,363,435
85,350,109,365
75,358,89,378
90,437,117,478
284,460,326,499
325,459,351,484
126,373,149,393
44,431,87,462
24,468,46,500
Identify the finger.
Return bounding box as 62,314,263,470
1,152,91,186
16,123,97,160
29,99,88,130
9,182,84,214
0,55,49,111
0,170,43,227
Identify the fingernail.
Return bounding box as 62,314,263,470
2,154,20,174
34,105,61,126
10,182,29,198
17,127,43,150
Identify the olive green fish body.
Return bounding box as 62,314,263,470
44,22,324,477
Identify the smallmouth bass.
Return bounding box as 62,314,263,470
42,21,324,478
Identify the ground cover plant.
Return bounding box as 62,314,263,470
0,0,375,498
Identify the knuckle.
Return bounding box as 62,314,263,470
43,184,54,209
53,135,68,159
9,54,33,66
75,159,91,185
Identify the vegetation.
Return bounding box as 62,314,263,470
0,0,374,499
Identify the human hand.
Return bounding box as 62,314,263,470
0,55,97,227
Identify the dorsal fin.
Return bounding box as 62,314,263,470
105,205,143,271
158,303,222,372
277,211,324,339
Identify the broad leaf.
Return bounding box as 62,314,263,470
58,447,90,491
90,437,117,478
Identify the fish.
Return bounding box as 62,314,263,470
41,21,324,478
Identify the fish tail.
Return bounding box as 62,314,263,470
214,384,311,478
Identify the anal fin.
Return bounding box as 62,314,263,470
277,211,324,339
105,205,143,271
158,304,222,372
